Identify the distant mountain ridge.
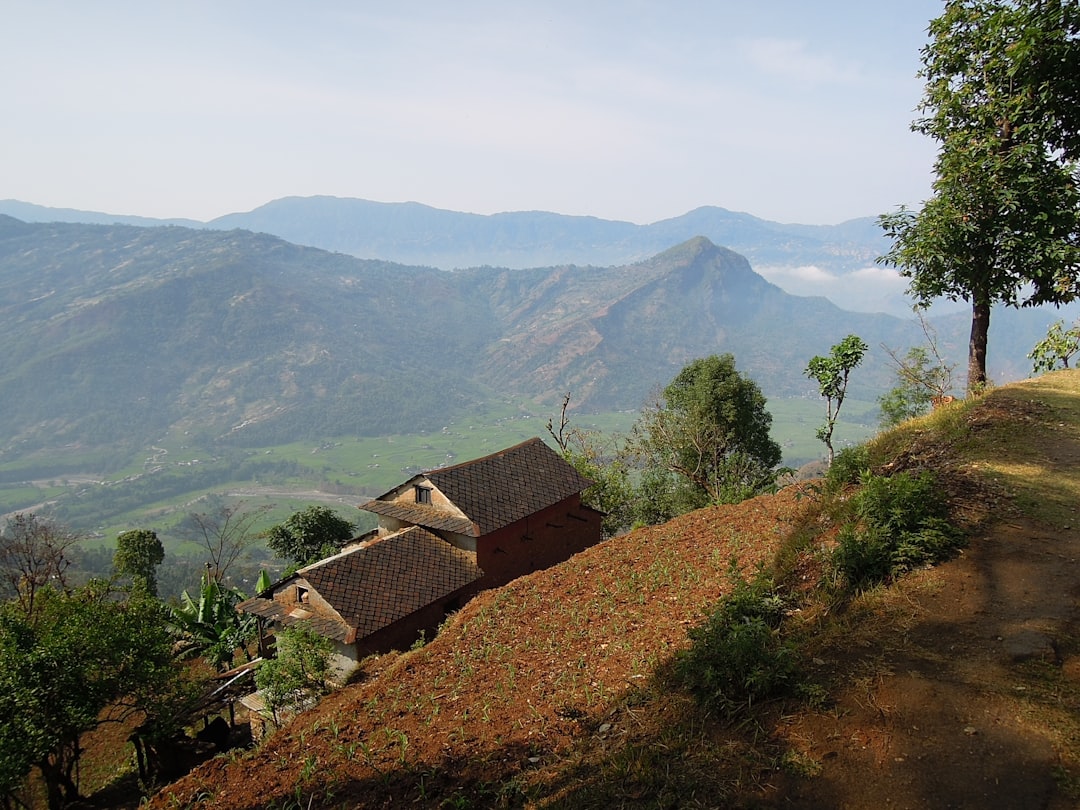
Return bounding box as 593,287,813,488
0,216,1058,471
0,194,886,270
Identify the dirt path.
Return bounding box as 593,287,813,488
769,383,1080,809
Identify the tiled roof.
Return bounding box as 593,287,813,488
237,526,483,642
363,437,591,537
306,526,482,638
236,596,354,643
359,499,479,537
426,437,592,535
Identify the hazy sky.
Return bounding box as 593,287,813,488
3,1,945,226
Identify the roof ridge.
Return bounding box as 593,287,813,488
424,436,545,477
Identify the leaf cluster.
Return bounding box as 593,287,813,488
878,0,1080,389
1029,318,1080,373
255,626,335,720
830,470,965,593
677,567,796,716
0,583,183,806
169,572,257,671
113,528,165,596
634,354,782,506
805,335,869,462
264,505,356,566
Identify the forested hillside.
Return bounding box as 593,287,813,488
0,215,1061,475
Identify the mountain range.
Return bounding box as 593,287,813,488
1,196,904,313
0,208,1064,479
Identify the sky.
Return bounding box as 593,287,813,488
2,1,946,226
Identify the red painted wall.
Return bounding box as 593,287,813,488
475,494,603,588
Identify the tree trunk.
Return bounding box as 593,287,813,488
968,298,991,393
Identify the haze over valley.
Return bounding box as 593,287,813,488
0,198,1070,546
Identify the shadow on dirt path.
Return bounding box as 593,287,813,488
768,379,1080,810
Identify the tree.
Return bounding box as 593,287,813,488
879,314,957,427
879,0,1080,393
0,583,184,809
0,513,82,620
547,393,635,537
254,626,334,723
633,355,782,508
113,528,165,596
1029,318,1080,372
265,505,356,566
177,500,271,584
806,335,869,464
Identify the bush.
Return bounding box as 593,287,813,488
831,470,963,592
255,626,334,721
825,445,872,491
677,569,797,715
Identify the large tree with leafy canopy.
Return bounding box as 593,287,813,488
633,354,782,508
264,505,356,566
0,583,187,809
879,0,1080,392
113,528,165,595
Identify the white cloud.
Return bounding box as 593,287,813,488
757,264,914,315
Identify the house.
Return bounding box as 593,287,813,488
238,437,603,679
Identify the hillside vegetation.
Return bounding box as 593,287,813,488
1,215,1067,543
147,370,1080,809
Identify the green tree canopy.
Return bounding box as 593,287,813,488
805,335,869,464
264,505,356,566
879,0,1080,392
113,528,165,596
0,583,184,809
633,354,782,508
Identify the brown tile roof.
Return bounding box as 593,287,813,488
235,597,354,643
360,499,479,537
362,437,591,537
304,526,482,638
237,526,483,643
426,437,592,535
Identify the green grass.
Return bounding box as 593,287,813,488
0,396,877,548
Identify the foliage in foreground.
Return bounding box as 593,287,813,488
1030,319,1080,373
169,569,258,671
677,568,796,716
805,334,869,465
830,470,964,593
0,584,187,810
255,626,335,722
879,313,957,428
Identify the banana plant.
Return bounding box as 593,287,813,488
169,570,257,670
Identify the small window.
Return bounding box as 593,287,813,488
414,485,432,505
296,585,309,604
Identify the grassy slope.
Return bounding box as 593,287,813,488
139,369,1080,809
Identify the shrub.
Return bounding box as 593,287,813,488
677,568,797,715
831,470,963,592
255,626,334,721
825,445,872,491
